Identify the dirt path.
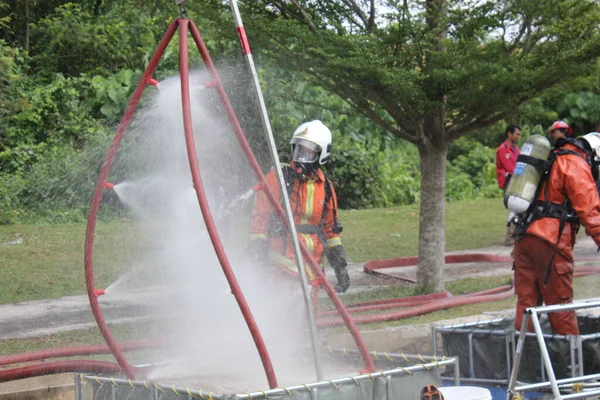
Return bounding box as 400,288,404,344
2,236,598,340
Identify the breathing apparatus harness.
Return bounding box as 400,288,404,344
512,138,583,284
269,164,343,256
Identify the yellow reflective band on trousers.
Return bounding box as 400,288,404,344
269,250,316,281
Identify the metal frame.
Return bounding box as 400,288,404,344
433,317,589,387
75,352,459,400
433,318,516,386
508,300,600,400
227,0,323,381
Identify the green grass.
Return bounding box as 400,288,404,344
0,329,106,357
1,196,599,356
0,198,509,305
0,221,141,304
340,198,508,262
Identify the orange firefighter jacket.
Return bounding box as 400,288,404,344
249,166,342,281
526,143,600,260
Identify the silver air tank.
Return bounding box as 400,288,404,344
504,134,552,214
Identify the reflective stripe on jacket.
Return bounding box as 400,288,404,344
250,167,342,280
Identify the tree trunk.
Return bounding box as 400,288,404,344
417,143,447,293
24,0,30,51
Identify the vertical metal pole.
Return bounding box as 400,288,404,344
74,374,82,400
540,340,546,382
454,358,460,386
432,327,438,357
570,335,576,378
505,333,511,381
468,333,475,379
226,0,323,381
508,313,530,395
386,375,393,399
577,336,584,376
530,311,561,399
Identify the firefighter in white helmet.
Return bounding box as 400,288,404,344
249,120,350,293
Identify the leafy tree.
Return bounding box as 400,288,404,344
0,73,106,172
223,0,600,291
29,3,162,75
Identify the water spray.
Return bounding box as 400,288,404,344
227,0,375,375
82,0,375,387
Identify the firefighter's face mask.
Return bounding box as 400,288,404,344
292,141,321,164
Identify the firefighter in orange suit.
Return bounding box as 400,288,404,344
249,120,350,293
513,133,600,335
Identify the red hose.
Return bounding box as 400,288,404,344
178,19,278,389
187,20,376,373
345,291,451,308
317,286,515,327
318,292,452,317
575,267,600,276
84,19,179,380
0,339,161,367
0,361,123,383
364,253,514,283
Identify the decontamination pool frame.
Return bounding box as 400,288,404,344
432,301,600,399
508,301,600,400
75,351,459,400
432,318,584,386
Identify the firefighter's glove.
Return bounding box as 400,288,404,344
326,245,350,294
248,237,269,266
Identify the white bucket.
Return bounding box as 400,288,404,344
438,386,492,400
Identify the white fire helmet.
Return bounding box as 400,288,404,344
290,120,332,166
576,132,600,180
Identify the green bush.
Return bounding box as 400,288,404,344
327,134,420,209
0,73,107,173
446,137,501,201
30,3,161,76
0,134,116,225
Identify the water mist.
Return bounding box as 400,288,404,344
99,70,318,391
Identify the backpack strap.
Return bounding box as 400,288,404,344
528,148,584,285
321,174,343,234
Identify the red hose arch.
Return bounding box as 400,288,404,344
187,20,376,373
84,15,375,385
177,19,277,388
84,20,179,379
84,18,280,387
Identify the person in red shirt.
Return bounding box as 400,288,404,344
496,124,521,189
496,124,521,245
